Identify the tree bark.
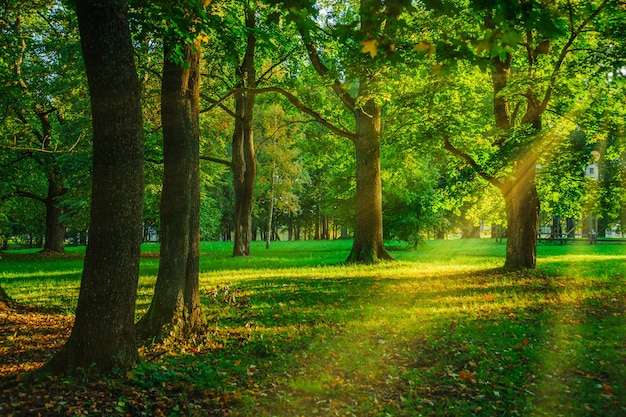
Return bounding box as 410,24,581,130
232,8,257,257
0,284,16,311
40,0,144,375
346,101,393,263
184,51,203,330
43,173,66,253
493,54,539,269
136,40,202,339
502,170,539,269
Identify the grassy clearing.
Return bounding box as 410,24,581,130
0,239,624,416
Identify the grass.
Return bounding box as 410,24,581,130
1,239,624,416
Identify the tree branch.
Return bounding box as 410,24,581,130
200,91,237,118
251,87,357,141
302,41,356,111
443,135,500,189
256,47,298,86
531,0,608,121
199,155,233,168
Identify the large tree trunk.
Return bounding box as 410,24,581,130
502,169,539,270
346,101,393,263
232,9,257,257
136,40,202,339
184,143,202,330
184,51,203,330
0,284,16,311
40,0,144,375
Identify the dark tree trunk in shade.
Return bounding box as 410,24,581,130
0,284,16,310
43,174,66,253
41,0,144,374
136,40,202,339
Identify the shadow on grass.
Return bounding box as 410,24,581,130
1,240,624,416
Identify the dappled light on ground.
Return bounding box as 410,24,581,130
1,240,624,416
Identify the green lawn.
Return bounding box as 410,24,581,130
1,239,624,416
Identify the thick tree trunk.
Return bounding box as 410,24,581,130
136,40,202,339
184,146,202,330
502,170,539,270
0,284,16,311
346,101,393,263
41,0,144,374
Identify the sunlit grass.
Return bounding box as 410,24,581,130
1,238,624,416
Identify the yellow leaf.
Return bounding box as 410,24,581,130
360,38,378,58
414,41,435,57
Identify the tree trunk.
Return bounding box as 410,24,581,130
184,125,202,330
550,216,562,239
43,177,66,252
502,171,539,270
41,0,144,375
346,101,393,263
566,217,576,238
232,93,256,256
266,165,275,250
232,9,257,257
136,40,202,339
40,111,67,253
0,284,16,311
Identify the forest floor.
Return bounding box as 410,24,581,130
1,240,624,416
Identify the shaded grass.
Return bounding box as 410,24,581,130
0,239,624,416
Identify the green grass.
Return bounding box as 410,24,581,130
1,239,624,416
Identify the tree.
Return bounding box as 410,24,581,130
0,2,89,253
136,36,203,339
262,0,412,262
254,102,306,247
41,0,144,374
432,0,609,269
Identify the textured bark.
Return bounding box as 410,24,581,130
136,40,202,339
502,171,539,269
40,0,144,374
232,8,257,258
346,100,393,263
0,284,16,311
493,55,539,269
184,42,203,329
